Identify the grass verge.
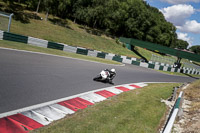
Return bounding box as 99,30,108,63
0,40,121,65
33,83,181,133
156,70,200,78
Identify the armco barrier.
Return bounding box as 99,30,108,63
0,30,200,75
163,91,183,133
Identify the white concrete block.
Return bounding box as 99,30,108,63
140,62,149,68
64,45,77,53
163,66,168,71
87,50,98,57
105,55,114,60
149,61,153,64
0,30,3,40
171,68,175,72
155,65,160,70
131,58,137,61
122,59,132,64
28,37,48,48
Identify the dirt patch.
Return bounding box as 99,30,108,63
172,80,200,133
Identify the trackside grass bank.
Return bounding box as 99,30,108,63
33,83,181,133
0,40,120,65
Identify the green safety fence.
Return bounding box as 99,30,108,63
120,37,200,62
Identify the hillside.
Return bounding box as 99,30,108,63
0,0,196,65
0,1,161,61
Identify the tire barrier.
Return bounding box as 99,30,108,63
0,30,199,75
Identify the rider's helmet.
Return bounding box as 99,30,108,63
111,68,116,73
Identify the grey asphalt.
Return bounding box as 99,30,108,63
0,48,197,114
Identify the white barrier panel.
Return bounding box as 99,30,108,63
80,92,106,103
131,58,137,61
33,106,66,121
171,68,175,72
140,62,149,68
28,37,48,48
163,66,168,71
105,53,115,60
22,110,52,125
120,56,127,60
122,59,132,64
191,69,195,75
149,61,153,64
63,45,77,53
0,30,4,40
155,65,160,70
87,50,98,57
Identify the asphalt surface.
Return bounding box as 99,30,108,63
0,48,197,114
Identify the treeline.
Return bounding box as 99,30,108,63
190,45,200,54
3,0,189,49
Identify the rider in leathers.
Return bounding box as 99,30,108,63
104,68,116,84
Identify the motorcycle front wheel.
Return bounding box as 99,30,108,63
93,75,102,81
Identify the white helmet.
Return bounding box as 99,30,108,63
111,68,116,73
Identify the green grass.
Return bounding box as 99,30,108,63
10,12,141,58
0,40,121,65
156,70,200,78
33,83,181,133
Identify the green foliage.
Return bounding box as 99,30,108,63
173,39,189,49
190,45,200,54
0,0,187,48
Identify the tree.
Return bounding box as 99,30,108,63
36,0,41,13
190,45,200,54
43,0,53,21
175,39,189,49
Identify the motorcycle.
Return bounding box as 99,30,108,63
93,70,114,84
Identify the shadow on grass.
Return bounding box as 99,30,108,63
183,73,199,79
48,18,72,29
78,25,116,39
132,47,149,63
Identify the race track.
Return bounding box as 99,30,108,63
0,48,197,114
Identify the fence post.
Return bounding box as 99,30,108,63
177,92,184,119
8,13,13,32
172,87,178,101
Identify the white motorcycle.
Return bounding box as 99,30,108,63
93,69,115,84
